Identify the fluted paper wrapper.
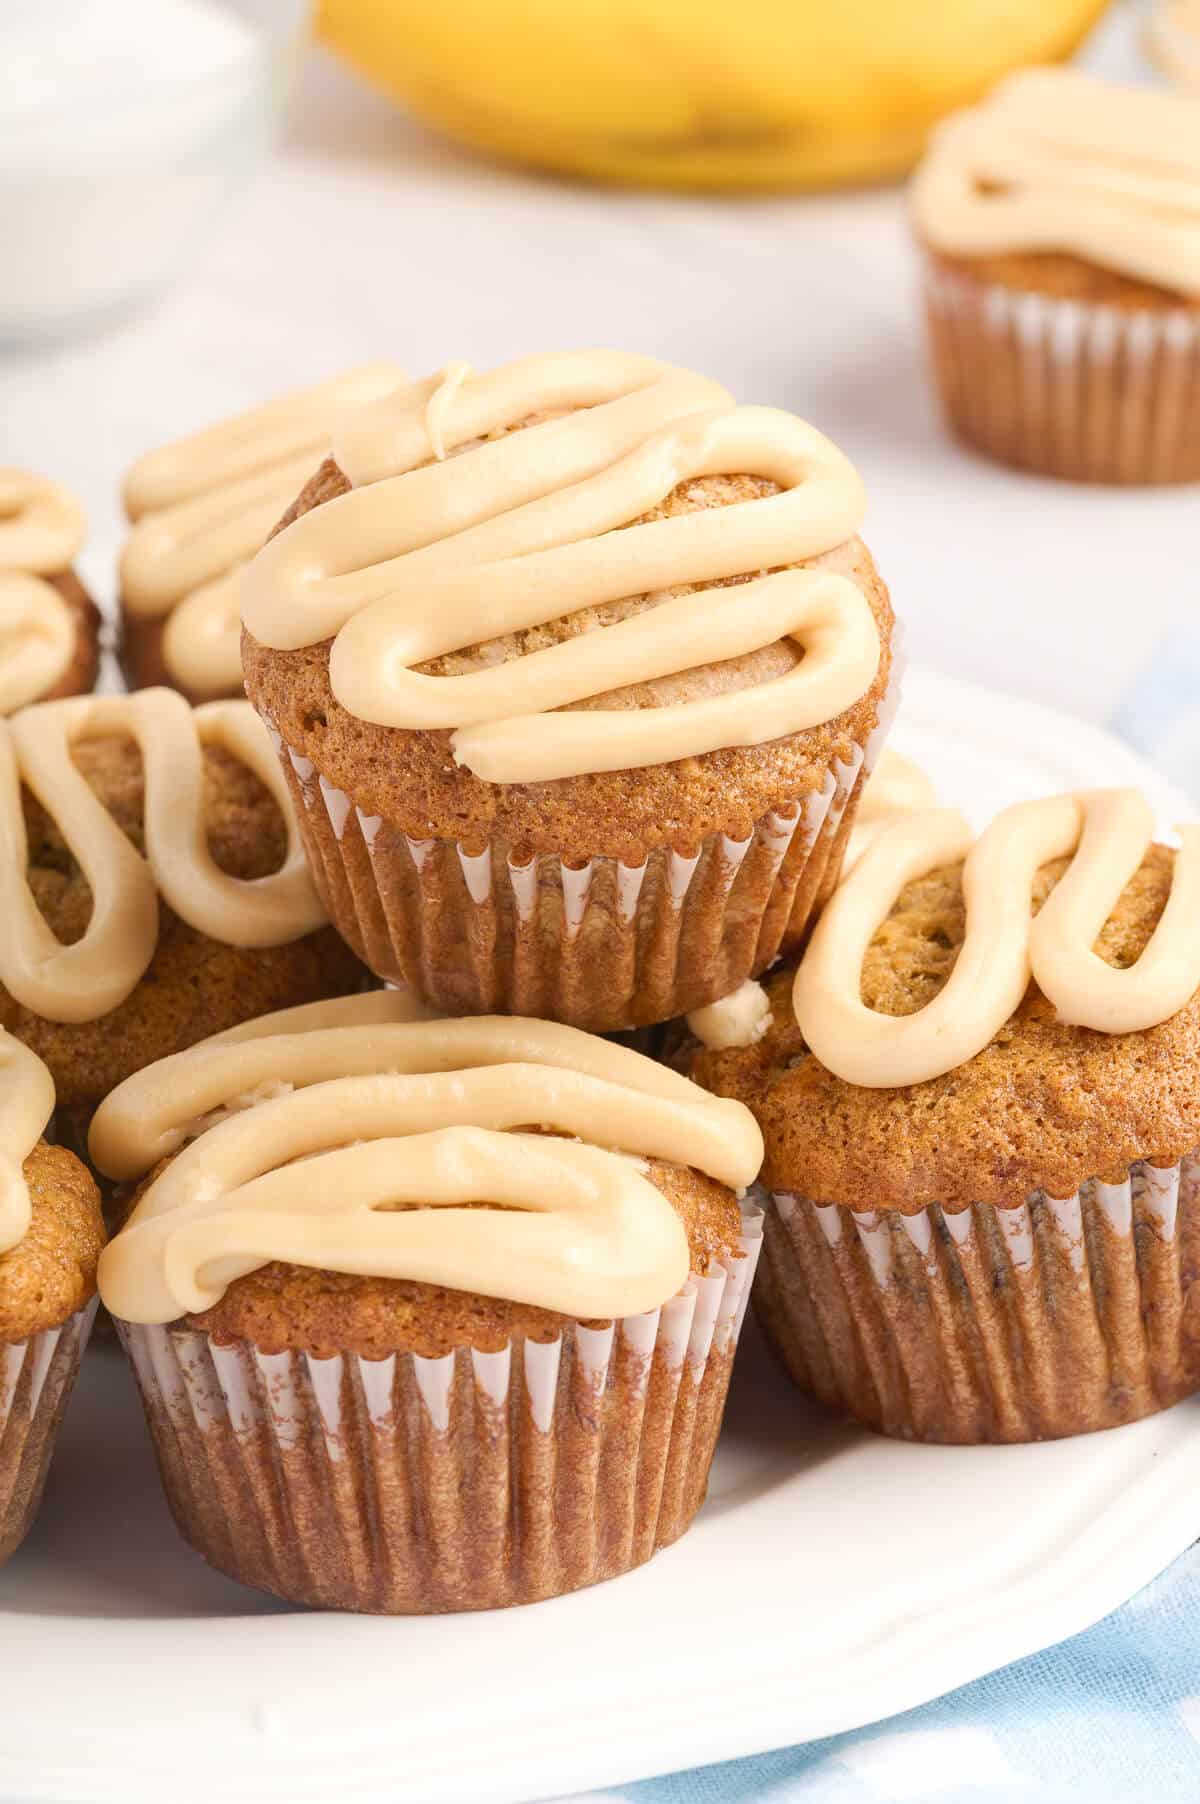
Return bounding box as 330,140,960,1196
922,254,1200,485
260,676,900,1030
757,1156,1200,1445
0,1299,97,1563
116,1209,762,1613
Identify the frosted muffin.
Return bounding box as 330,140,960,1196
688,791,1200,1444
0,689,363,1156
911,68,1200,484
93,990,764,1613
0,471,99,714
241,349,898,1032
0,1034,104,1562
119,364,404,702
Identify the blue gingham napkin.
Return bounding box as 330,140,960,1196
1113,629,1200,807
555,634,1200,1804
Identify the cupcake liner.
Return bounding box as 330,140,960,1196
921,254,1200,485
0,1298,98,1563
259,656,900,1031
115,1205,763,1613
756,1153,1200,1444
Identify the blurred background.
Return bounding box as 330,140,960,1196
2,0,1197,783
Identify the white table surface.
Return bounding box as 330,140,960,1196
0,3,1191,728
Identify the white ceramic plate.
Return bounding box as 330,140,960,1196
2,666,1196,1804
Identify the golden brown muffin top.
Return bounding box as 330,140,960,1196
0,1140,104,1341
182,1157,744,1359
0,735,362,1108
927,246,1200,312
690,844,1200,1212
243,453,895,865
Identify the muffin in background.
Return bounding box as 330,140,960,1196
0,689,364,1161
688,791,1200,1444
0,1034,104,1562
241,349,898,1033
93,992,764,1612
119,364,405,702
911,68,1200,484
0,471,99,715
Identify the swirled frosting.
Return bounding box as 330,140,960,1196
121,364,406,696
0,470,87,716
1148,0,1200,88
93,992,765,1325
0,1033,55,1257
241,349,881,783
911,68,1200,296
845,747,937,873
793,790,1200,1088
0,689,326,1026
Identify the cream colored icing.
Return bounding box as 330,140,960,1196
121,363,407,696
92,993,765,1325
0,1033,55,1257
0,689,326,1026
911,68,1200,296
845,748,937,874
241,349,880,783
0,471,87,715
686,979,772,1051
793,790,1200,1088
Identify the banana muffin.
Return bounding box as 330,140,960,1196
241,349,898,1031
688,791,1200,1443
94,992,764,1612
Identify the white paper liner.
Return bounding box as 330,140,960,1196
117,1203,763,1612
0,1297,98,1563
258,656,901,1030
757,1153,1200,1444
921,253,1200,485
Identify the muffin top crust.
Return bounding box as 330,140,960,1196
0,698,361,1107
690,813,1200,1212
0,1141,105,1340
93,992,762,1353
242,352,895,863
911,67,1200,302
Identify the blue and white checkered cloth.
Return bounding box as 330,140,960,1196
560,628,1200,1804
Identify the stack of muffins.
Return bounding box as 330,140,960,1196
4,53,1200,1614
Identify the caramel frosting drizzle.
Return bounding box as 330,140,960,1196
794,790,1200,1089
0,471,87,716
92,992,764,1325
121,364,406,696
0,1033,55,1257
0,689,326,1026
911,68,1200,295
241,349,880,783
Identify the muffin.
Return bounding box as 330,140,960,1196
0,688,364,1160
0,470,99,715
911,68,1200,484
92,990,765,1612
0,1032,104,1562
688,790,1200,1444
241,348,899,1032
119,363,405,702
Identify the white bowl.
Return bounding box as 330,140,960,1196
0,0,309,345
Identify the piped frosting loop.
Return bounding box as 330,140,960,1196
0,471,87,715
0,690,326,1025
793,790,1200,1088
911,68,1200,296
242,350,879,783
92,994,765,1325
0,1033,55,1257
121,363,406,695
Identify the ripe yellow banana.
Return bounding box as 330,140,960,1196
318,0,1112,190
